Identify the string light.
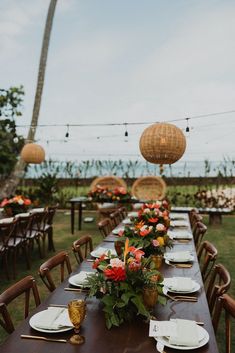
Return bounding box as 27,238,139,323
65,124,69,138
185,118,190,133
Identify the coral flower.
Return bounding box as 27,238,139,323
135,220,145,230
139,225,153,237
104,267,126,281
127,246,145,261
148,217,158,223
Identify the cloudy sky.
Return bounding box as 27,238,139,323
1,0,235,164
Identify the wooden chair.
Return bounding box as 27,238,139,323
193,221,207,250
131,176,166,201
197,240,218,282
98,218,113,238
189,209,202,227
38,251,72,292
0,219,18,279
27,210,47,258
206,263,231,317
72,235,93,264
42,205,58,252
0,275,40,333
118,206,127,220
212,293,235,352
110,210,123,228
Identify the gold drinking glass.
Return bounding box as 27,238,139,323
68,299,86,344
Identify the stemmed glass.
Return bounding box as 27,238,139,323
68,299,86,344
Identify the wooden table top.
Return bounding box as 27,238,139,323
0,214,219,353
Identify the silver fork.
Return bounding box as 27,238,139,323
156,341,166,353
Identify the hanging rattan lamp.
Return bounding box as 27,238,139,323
139,122,186,164
21,143,45,164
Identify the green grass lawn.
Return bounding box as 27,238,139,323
0,210,234,351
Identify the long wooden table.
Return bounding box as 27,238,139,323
1,213,219,353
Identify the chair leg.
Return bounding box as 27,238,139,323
3,252,10,280
47,228,55,252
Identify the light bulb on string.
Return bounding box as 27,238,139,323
185,118,190,134
65,124,69,138
124,123,128,142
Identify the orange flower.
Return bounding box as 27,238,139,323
139,225,153,237
135,220,145,230
127,246,145,261
148,217,158,223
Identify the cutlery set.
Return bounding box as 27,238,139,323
164,292,198,302
21,334,67,343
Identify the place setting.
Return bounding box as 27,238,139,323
162,277,200,302
64,270,93,292
164,250,194,268
149,318,210,351
90,246,117,258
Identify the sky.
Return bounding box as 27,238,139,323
1,0,235,165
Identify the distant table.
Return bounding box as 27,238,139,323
68,197,90,233
172,206,232,225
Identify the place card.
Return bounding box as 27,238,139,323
149,320,176,337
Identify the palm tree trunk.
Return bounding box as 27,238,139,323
0,0,58,198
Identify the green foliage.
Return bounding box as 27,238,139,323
0,86,25,176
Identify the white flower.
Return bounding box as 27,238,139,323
18,199,24,205
143,208,150,213
140,225,153,232
110,258,125,268
156,223,165,231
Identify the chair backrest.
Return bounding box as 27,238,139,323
131,176,166,201
0,219,18,247
72,235,93,264
39,251,72,292
193,221,207,250
30,210,47,232
45,205,58,225
14,214,33,240
206,263,231,316
197,240,218,282
0,275,40,334
212,293,235,352
110,210,123,227
118,207,127,220
189,209,203,226
98,218,113,238
90,176,127,191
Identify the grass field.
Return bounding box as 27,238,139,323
0,210,234,352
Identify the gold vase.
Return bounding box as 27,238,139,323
151,255,163,269
143,286,158,309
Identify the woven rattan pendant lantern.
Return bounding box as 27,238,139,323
21,143,45,164
139,122,186,164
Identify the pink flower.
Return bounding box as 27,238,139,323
156,223,165,232
110,258,125,268
152,239,160,247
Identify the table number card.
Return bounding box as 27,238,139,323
149,320,176,337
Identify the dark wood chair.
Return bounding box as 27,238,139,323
42,205,58,252
110,210,123,228
189,209,202,227
197,240,218,282
118,206,127,220
206,263,231,318
193,221,207,250
38,250,72,292
27,210,47,258
0,275,40,334
72,235,93,264
0,219,18,279
212,293,235,352
98,218,113,238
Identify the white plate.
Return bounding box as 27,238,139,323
112,228,124,235
155,325,209,350
90,247,117,258
171,220,188,227
29,310,72,333
164,253,194,263
122,218,132,225
163,280,200,294
68,272,92,287
127,212,138,217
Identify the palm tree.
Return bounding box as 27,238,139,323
0,0,58,198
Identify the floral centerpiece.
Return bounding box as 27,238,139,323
111,186,131,202
118,201,173,257
86,240,164,329
88,185,113,202
0,195,31,216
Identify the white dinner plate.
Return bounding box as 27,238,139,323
29,310,73,333
112,228,124,235
122,218,132,225
164,253,194,263
163,279,200,294
68,272,92,287
154,325,209,350
90,247,117,258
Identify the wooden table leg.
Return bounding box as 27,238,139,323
71,202,75,234
209,213,222,225
78,202,82,231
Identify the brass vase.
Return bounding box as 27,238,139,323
143,286,158,309
151,254,163,269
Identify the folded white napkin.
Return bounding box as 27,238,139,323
165,251,193,262
169,319,199,346
123,218,132,224
71,271,91,285
15,213,30,218
0,217,14,224
171,220,188,227
92,247,117,257
112,227,124,235
170,213,188,220
164,277,194,292
34,307,73,330
168,229,192,239
127,211,138,217
30,208,45,213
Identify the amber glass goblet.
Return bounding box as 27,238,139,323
68,299,86,344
